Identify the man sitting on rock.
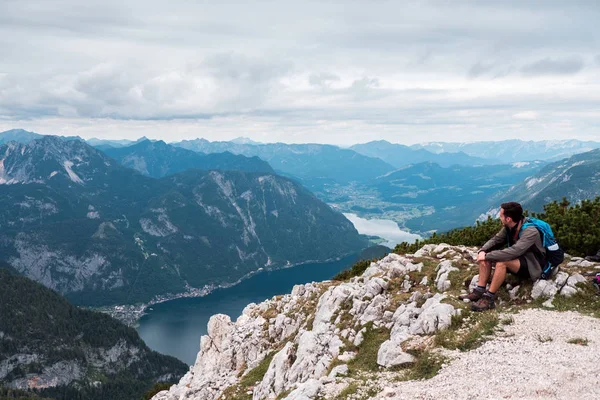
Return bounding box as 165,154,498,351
459,202,546,312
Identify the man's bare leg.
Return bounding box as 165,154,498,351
477,260,492,287
472,259,521,312
488,259,521,293
459,260,493,301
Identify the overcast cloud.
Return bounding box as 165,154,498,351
1,0,599,144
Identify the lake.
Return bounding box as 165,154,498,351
136,254,358,365
343,213,421,248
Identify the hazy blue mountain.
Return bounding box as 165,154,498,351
172,139,396,190
104,139,274,177
230,136,262,145
412,139,600,162
0,129,84,146
0,136,367,306
491,148,600,212
0,129,43,144
0,266,187,399
86,137,145,149
350,140,499,167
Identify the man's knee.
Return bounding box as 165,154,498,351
497,259,520,272
495,261,507,269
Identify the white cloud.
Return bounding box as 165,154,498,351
1,0,600,143
513,111,539,120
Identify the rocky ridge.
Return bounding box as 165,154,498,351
153,244,600,400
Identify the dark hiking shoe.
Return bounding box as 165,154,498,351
585,253,600,262
458,289,484,302
471,294,496,312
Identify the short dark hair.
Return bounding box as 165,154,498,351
501,202,523,221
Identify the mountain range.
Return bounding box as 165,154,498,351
103,139,274,177
0,136,367,306
172,139,396,187
3,127,599,241
412,139,600,162
350,140,499,167
347,160,546,232
493,148,600,212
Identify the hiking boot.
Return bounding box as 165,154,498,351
585,251,600,262
471,294,496,312
458,289,484,302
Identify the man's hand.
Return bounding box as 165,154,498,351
477,251,486,262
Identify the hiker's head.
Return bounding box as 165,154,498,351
500,202,523,228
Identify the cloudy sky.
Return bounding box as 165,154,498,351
1,0,599,144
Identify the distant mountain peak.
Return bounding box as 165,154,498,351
231,136,261,145
134,136,150,143
0,128,36,136
0,135,114,185
0,128,44,145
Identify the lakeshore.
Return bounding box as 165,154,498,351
94,253,357,327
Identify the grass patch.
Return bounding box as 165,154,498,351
411,257,439,272
448,264,475,293
434,310,499,351
549,284,600,318
567,337,589,346
305,315,315,331
334,381,379,400
537,335,553,343
500,316,514,325
275,389,292,400
334,382,360,399
218,351,277,400
402,350,447,381
347,323,390,373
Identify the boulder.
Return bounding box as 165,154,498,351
328,364,349,378
531,280,558,300
377,339,416,367
285,379,322,400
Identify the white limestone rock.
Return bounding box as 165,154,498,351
560,273,587,297
509,285,521,300
338,352,356,362
413,244,439,257
566,273,586,287
328,364,349,378
554,271,569,288
531,280,558,300
359,294,387,325
253,342,296,400
408,294,456,335
435,260,459,292
285,379,322,400
353,327,367,346
469,275,480,292
377,339,416,367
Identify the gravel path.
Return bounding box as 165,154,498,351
374,309,600,400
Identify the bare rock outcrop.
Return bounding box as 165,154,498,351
153,245,597,400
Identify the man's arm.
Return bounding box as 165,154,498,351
479,228,507,254
485,227,539,262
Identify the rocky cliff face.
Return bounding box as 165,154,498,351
152,244,597,400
